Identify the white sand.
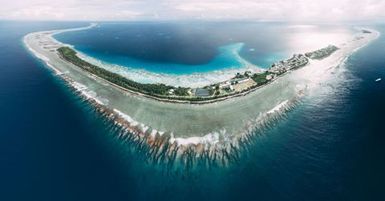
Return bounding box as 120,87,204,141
23,24,380,146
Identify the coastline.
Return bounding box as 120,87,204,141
23,24,380,166
75,43,262,88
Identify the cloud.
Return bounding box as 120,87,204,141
175,2,237,12
0,0,384,21
0,0,146,20
172,0,385,21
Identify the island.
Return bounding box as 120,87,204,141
23,24,379,168
57,44,337,104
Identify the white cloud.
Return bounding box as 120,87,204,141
0,0,384,21
175,2,237,12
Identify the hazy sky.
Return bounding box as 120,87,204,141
1,0,384,22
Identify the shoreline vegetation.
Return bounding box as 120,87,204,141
57,45,338,103
23,24,379,167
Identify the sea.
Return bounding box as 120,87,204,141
54,22,354,74
0,21,384,201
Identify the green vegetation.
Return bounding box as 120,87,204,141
234,72,246,79
251,72,270,86
58,47,189,97
174,87,190,96
305,45,338,59
57,44,335,103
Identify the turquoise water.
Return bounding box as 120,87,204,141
54,22,353,74
76,42,249,74
1,21,384,201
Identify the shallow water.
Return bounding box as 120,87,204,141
1,21,385,201
54,22,354,74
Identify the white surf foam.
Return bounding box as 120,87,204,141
267,100,289,114
169,132,220,146
24,24,381,149
73,43,263,88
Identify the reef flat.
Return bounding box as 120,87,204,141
23,24,379,168
56,46,311,103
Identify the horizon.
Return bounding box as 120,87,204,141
1,19,384,26
1,1,385,201
1,0,385,22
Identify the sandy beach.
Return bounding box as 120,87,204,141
23,24,380,160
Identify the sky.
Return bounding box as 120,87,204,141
0,0,385,22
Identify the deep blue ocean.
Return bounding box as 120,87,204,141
54,22,354,74
1,21,385,201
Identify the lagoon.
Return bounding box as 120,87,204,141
54,22,354,74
